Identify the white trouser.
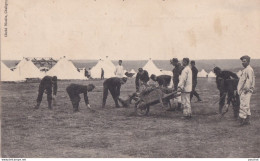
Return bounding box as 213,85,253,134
181,93,192,116
239,91,252,119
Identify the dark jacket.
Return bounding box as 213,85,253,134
191,66,198,85
156,75,171,87
103,77,122,96
135,70,149,91
39,76,57,95
216,71,238,91
172,63,184,90
66,84,89,104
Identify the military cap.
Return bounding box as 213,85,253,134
183,58,190,64
240,55,250,62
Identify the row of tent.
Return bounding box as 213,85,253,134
1,57,217,82
1,57,86,82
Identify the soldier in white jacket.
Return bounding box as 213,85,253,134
177,58,193,119
114,60,125,78
237,55,255,126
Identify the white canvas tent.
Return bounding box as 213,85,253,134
129,69,137,77
143,59,163,76
47,57,87,80
1,62,25,82
90,57,116,79
14,59,44,79
208,71,216,78
160,70,173,76
197,69,208,78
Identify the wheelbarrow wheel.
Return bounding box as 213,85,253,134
135,101,149,116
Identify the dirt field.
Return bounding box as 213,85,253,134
1,78,260,158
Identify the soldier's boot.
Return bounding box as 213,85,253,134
176,103,182,111
34,102,41,109
73,102,79,112
48,100,53,110
233,109,239,119
245,115,250,125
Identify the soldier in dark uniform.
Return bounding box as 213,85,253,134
169,58,184,111
34,76,57,110
213,67,240,118
190,60,202,102
66,83,95,112
101,68,104,80
150,74,171,87
102,77,127,108
135,68,149,92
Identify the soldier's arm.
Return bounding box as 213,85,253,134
53,82,57,96
84,92,89,105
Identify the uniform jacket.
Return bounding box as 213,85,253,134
66,84,90,104
237,65,255,95
156,75,171,87
172,63,184,90
114,65,124,78
135,70,149,85
103,77,122,96
191,66,198,85
216,71,238,92
40,76,57,95
178,66,192,92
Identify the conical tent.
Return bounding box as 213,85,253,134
90,58,116,79
143,59,163,76
47,57,87,80
129,69,137,77
208,71,216,78
1,62,25,82
14,59,44,79
198,69,208,78
160,70,173,76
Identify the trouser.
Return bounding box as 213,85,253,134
190,83,200,101
239,92,252,119
181,93,191,116
36,85,52,108
219,91,226,113
102,85,119,107
219,91,240,118
66,89,81,112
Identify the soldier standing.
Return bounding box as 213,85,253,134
237,55,255,125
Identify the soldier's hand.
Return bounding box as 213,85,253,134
87,104,91,109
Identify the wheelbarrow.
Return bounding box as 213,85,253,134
128,87,180,116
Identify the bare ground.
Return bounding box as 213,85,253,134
1,78,260,158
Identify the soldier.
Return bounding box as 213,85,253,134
169,58,184,111
66,83,95,112
135,68,149,92
102,77,127,108
101,68,104,80
114,60,125,78
177,58,192,119
150,74,171,88
34,76,57,110
190,60,202,102
213,66,240,118
237,55,255,126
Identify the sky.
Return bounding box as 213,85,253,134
1,0,260,60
